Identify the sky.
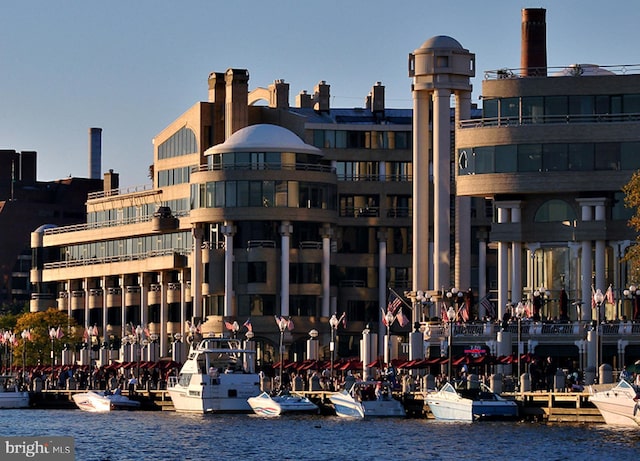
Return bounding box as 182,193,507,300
0,1,638,186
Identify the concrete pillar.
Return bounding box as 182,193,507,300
433,88,451,291
411,90,430,292
280,221,292,317
497,207,510,320
455,90,472,291
191,226,204,319
222,222,235,317
321,226,332,318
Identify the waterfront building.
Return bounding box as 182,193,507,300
28,8,640,378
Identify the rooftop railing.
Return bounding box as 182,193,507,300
483,64,640,80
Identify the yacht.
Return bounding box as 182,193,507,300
247,391,319,417
426,381,519,421
72,389,140,413
329,380,405,418
0,375,30,409
167,335,260,413
589,379,640,426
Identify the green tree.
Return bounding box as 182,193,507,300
13,309,82,368
623,171,640,282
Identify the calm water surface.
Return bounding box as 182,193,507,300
0,409,638,461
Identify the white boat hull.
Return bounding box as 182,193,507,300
329,381,405,419
167,336,261,414
72,391,140,413
427,382,518,421
590,380,640,426
247,392,319,417
0,391,30,409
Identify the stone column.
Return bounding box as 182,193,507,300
222,222,235,317
433,88,451,291
321,225,333,318
280,221,292,317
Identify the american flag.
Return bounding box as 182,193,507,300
387,292,402,316
243,318,252,332
480,294,495,319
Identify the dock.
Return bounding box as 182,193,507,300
29,388,605,423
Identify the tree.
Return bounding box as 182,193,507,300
623,171,640,282
13,309,82,368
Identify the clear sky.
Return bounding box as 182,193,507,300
0,1,637,186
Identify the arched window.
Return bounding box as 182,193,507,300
534,199,576,222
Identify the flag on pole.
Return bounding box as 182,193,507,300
396,308,409,327
605,285,615,305
287,318,294,331
480,294,495,319
459,303,469,322
441,303,450,322
337,312,347,329
243,318,252,332
387,291,402,316
381,308,392,327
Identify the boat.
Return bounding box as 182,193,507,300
247,391,319,417
167,335,260,413
426,381,519,421
71,389,140,413
329,380,405,418
0,375,30,408
589,379,640,426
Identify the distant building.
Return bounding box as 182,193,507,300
0,149,102,307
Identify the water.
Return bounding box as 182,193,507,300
0,410,638,461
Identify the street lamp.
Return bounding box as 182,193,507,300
515,302,525,389
135,325,143,387
3,330,13,371
329,314,340,386
447,305,456,380
384,309,395,367
594,289,605,376
623,285,640,320
307,329,319,361
21,329,29,384
49,327,57,369
277,316,291,392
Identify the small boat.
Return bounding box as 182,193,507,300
72,389,141,413
589,379,640,426
0,375,30,409
329,380,405,418
247,391,319,417
426,381,518,421
167,335,260,413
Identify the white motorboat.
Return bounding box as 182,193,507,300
589,379,640,426
0,375,30,409
426,381,518,421
247,391,319,417
329,381,405,418
167,335,260,413
72,389,141,413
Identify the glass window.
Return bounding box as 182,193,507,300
482,99,498,120
474,146,494,174
569,95,595,117
568,143,594,171
500,98,519,121
335,131,347,148
522,97,544,123
623,94,640,114
534,200,576,222
621,142,640,170
248,262,267,283
237,181,249,207
518,144,542,172
595,143,620,170
544,96,568,121
494,145,517,173
543,144,568,171
214,182,225,207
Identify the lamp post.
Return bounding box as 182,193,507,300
329,314,340,385
447,305,456,380
49,327,57,369
277,316,290,392
515,302,525,389
21,329,29,384
623,285,640,320
594,289,605,376
89,325,98,368
135,325,143,387
384,309,395,367
307,329,319,361
4,330,12,370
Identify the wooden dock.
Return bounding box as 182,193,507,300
30,388,605,423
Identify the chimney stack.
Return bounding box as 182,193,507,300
88,127,102,180
520,8,547,77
